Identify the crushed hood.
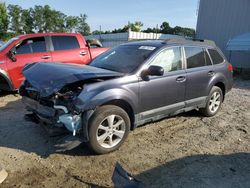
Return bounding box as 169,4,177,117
22,62,124,97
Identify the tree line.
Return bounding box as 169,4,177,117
0,3,90,40
0,2,195,41
92,21,195,38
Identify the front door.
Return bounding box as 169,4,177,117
139,47,186,119
6,36,52,89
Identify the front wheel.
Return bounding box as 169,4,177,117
200,86,223,117
88,105,130,154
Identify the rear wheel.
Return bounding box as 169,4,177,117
200,86,223,117
88,105,130,154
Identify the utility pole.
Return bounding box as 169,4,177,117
99,25,102,41
156,24,159,39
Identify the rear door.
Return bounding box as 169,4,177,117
6,36,52,89
50,35,91,64
184,46,213,107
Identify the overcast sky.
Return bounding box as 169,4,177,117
3,0,199,31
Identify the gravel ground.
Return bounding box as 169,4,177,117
0,80,249,188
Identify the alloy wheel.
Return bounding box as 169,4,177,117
96,115,126,148
209,91,221,113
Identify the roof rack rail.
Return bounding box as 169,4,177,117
164,38,216,47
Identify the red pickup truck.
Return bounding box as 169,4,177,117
0,33,108,91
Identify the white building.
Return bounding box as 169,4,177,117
86,31,183,48
196,0,250,68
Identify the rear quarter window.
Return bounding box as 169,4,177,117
208,49,224,64
52,36,80,51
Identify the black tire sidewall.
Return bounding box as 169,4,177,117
204,86,223,116
88,105,130,154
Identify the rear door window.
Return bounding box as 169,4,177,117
52,36,80,51
16,37,46,54
185,47,211,69
208,49,224,64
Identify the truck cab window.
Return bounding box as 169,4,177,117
52,36,80,51
16,37,46,54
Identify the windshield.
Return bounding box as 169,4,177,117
0,37,18,52
89,45,157,73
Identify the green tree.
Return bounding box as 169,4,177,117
172,26,195,37
128,21,143,32
160,21,172,34
92,30,103,35
32,5,67,32
182,27,195,38
42,5,53,32
110,21,144,33
92,30,111,35
143,27,158,33
7,4,22,34
21,8,33,33
0,2,8,36
77,14,90,35
32,5,44,32
111,28,127,33
143,21,195,37
42,5,65,32
122,21,144,32
65,16,79,32
132,21,143,32
51,10,66,32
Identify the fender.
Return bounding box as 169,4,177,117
76,88,138,141
0,69,14,91
75,87,139,114
207,72,227,95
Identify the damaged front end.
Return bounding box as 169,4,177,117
19,62,124,150
20,80,85,138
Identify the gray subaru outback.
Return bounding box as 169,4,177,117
20,39,233,154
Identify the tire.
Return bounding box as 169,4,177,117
88,105,131,154
200,86,223,117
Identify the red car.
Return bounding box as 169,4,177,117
0,33,108,91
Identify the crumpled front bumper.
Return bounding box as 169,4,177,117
22,96,69,137
22,96,87,151
22,96,90,142
22,96,56,119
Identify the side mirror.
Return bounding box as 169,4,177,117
86,39,103,48
144,65,164,76
7,50,17,62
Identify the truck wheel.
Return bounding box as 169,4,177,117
200,86,223,117
88,105,130,154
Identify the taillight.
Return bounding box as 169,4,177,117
227,64,233,72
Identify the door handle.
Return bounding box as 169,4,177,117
176,76,186,83
41,55,51,59
208,71,215,76
79,51,87,56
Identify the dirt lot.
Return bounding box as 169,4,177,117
0,80,250,188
